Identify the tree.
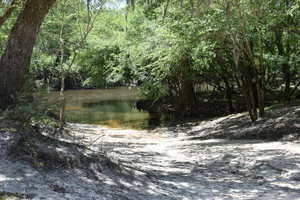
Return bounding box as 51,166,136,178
0,0,23,28
0,0,56,109
115,0,299,120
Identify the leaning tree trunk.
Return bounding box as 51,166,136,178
241,77,258,122
0,0,56,109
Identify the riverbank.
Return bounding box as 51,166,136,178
168,103,300,140
0,104,299,199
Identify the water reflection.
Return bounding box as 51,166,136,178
45,87,152,129
82,100,139,113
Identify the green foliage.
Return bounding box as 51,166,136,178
1,93,58,128
78,44,122,87
30,0,103,90
20,0,299,118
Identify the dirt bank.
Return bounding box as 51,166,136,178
0,105,299,199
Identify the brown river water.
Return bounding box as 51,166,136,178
43,87,152,129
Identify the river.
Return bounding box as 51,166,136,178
2,87,299,200
44,87,151,129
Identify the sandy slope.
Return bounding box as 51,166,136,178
0,105,300,200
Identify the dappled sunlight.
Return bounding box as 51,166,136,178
0,0,299,199
1,116,300,199
69,121,300,199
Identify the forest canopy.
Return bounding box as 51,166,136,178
0,0,299,121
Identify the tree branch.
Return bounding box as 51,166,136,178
0,0,21,28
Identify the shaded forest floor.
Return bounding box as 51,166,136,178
0,104,300,199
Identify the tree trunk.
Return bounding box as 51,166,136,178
0,0,56,109
275,29,291,102
256,79,265,117
224,78,235,113
283,63,291,101
239,58,261,122
59,39,66,135
242,78,257,122
177,74,196,116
